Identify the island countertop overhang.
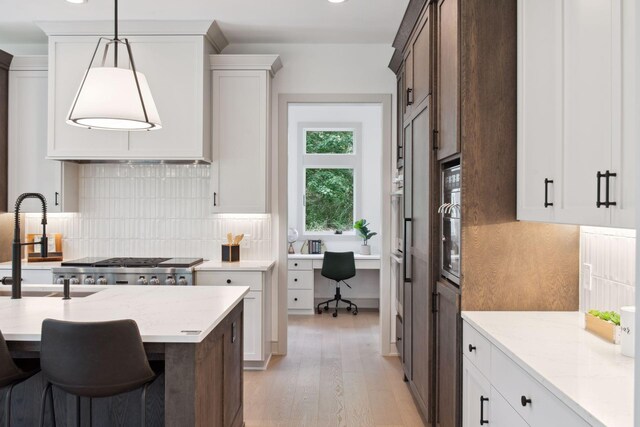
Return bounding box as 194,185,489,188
0,284,249,344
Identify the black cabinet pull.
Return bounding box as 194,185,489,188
406,88,414,106
544,179,553,208
596,171,617,208
231,321,237,343
480,396,489,425
468,344,476,352
397,337,402,341
521,395,532,407
294,278,298,282
54,192,60,206
213,192,217,207
294,263,298,267
294,297,298,301
226,279,231,284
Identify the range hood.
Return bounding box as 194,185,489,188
39,20,228,164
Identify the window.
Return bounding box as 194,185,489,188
299,124,362,236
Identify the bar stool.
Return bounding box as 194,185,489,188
39,319,156,427
0,331,34,427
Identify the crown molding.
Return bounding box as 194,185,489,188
37,20,228,53
0,49,12,71
209,54,283,76
9,55,47,71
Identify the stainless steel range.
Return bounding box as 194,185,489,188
52,257,203,286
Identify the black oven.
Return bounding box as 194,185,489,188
440,163,460,284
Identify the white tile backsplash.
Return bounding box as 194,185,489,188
580,226,636,313
26,164,272,261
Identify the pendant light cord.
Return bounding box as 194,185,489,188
114,0,118,67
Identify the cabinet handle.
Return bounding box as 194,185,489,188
520,395,532,407
397,337,402,341
596,171,617,208
480,396,489,425
294,263,298,267
406,88,414,106
596,172,603,208
54,192,60,206
213,192,217,207
294,297,298,301
544,179,553,208
294,278,298,282
226,279,231,284
468,344,476,352
231,321,237,343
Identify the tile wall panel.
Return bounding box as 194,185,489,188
580,226,636,313
26,164,272,261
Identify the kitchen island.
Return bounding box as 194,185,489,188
0,284,249,426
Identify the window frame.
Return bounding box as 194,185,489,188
297,122,363,239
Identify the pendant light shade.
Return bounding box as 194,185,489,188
66,0,161,131
67,67,161,130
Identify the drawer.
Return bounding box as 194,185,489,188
490,386,528,427
288,289,314,310
491,347,589,427
463,320,492,378
195,271,263,291
288,259,313,270
287,270,313,290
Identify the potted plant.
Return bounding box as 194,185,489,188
585,309,621,344
354,219,377,255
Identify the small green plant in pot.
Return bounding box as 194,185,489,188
354,219,377,255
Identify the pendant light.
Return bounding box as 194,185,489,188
67,0,161,131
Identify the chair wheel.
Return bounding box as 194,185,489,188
346,306,352,311
317,308,322,314
323,306,329,311
353,310,358,315
332,312,338,318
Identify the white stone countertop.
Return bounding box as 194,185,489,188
462,311,634,427
0,260,63,269
195,260,275,271
0,284,249,344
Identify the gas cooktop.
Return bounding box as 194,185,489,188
61,257,203,268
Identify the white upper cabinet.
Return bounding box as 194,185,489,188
517,0,635,228
8,56,78,213
40,21,227,163
210,55,281,214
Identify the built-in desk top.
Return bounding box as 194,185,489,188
288,253,381,270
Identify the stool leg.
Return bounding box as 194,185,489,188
4,383,15,427
141,383,150,427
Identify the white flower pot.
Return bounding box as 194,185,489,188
360,244,371,255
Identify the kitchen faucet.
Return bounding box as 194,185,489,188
0,193,48,299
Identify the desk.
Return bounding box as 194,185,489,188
287,253,381,315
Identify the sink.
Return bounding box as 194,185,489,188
0,290,99,298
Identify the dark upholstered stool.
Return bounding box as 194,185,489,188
39,319,156,427
317,251,358,317
0,331,33,427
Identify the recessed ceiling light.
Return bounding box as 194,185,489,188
328,0,348,3
66,0,87,4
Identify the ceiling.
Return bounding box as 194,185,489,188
0,0,409,45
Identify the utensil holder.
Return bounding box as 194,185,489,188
222,244,240,262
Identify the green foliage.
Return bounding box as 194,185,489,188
354,219,377,245
305,168,354,232
306,131,354,154
588,309,621,326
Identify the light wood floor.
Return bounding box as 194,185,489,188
244,311,425,427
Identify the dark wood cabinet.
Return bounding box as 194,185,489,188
436,0,460,160
0,49,11,214
224,315,244,427
435,280,461,427
403,49,414,122
410,8,431,109
402,121,413,382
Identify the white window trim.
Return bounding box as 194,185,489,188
297,122,363,239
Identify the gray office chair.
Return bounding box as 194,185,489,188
317,251,358,317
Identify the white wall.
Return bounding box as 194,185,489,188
223,43,396,346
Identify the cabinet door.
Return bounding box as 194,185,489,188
436,280,460,427
8,69,78,213
462,357,491,427
242,290,262,362
517,0,563,222
224,307,244,427
411,6,431,109
127,36,209,161
409,103,432,416
402,121,412,381
48,37,128,159
212,70,268,213
436,0,460,160
611,0,636,228
490,386,528,427
557,0,615,226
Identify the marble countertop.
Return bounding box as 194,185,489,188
0,260,63,269
195,260,275,272
0,284,249,344
462,311,634,427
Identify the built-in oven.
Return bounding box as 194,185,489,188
439,163,461,284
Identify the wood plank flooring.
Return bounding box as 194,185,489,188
244,312,425,427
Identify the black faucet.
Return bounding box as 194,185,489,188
0,193,48,299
